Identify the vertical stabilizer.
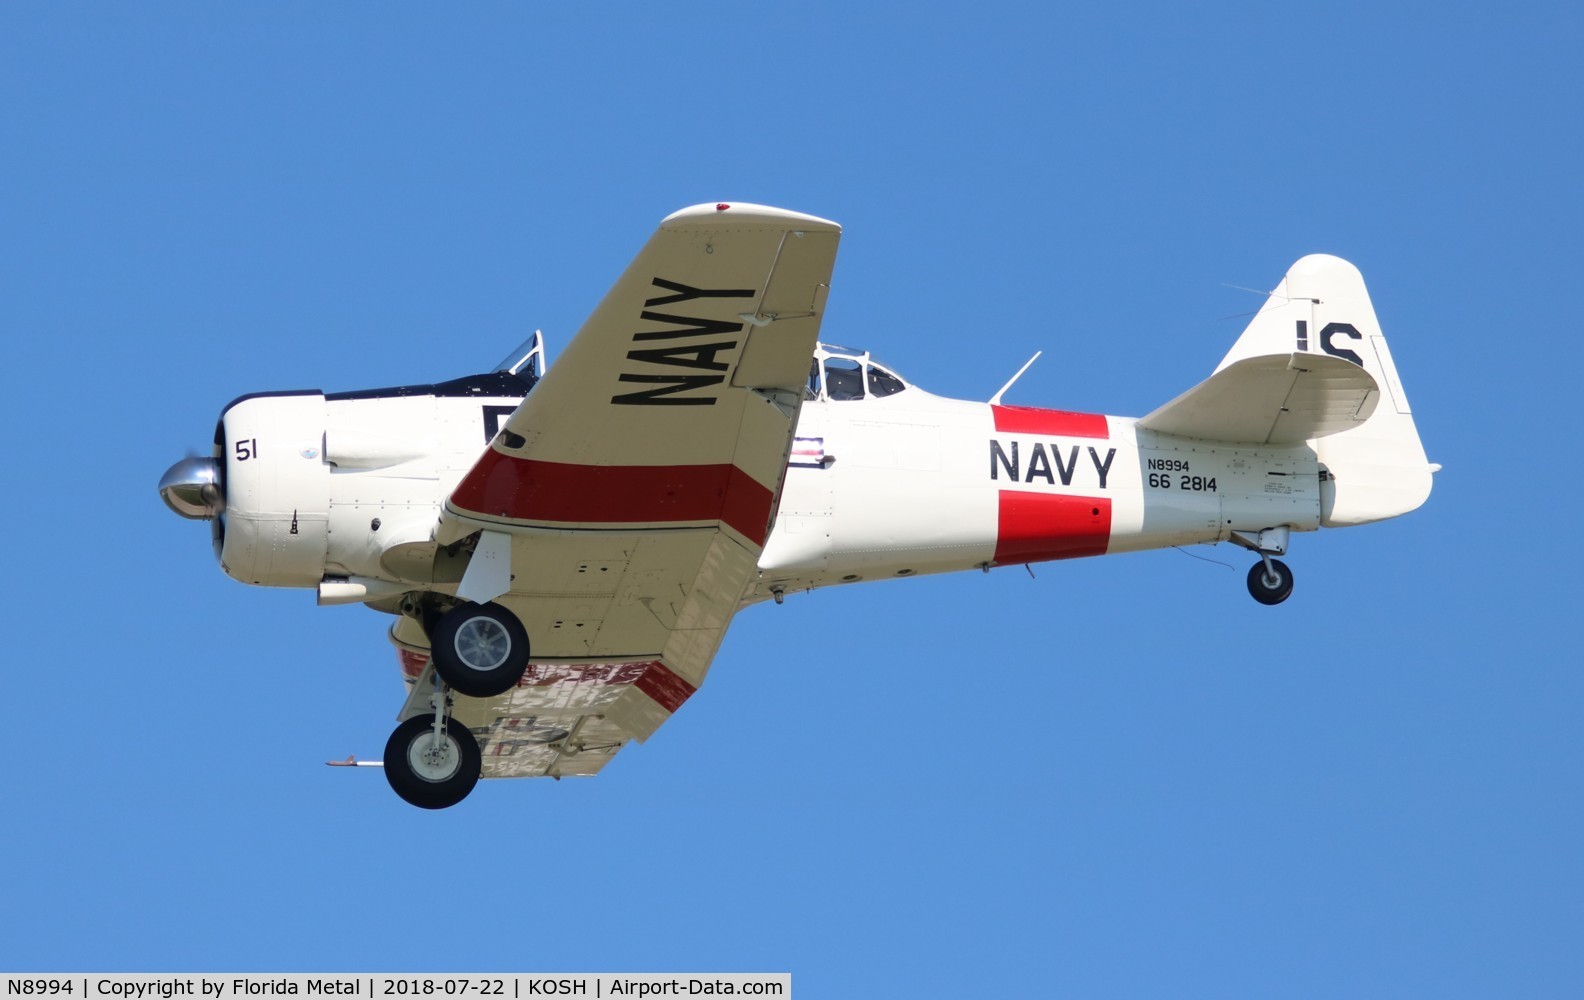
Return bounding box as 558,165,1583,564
1220,255,1432,526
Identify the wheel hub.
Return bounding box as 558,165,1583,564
454,616,511,671
408,732,461,783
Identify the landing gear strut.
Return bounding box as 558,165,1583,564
1231,526,1295,606
384,672,480,809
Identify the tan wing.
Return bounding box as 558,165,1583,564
440,202,840,544
423,203,840,778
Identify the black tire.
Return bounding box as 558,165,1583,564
383,714,482,810
1247,558,1294,606
429,601,529,698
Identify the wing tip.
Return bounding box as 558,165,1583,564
663,201,841,233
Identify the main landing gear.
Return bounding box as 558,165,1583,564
384,661,483,809
382,600,532,808
1231,527,1295,606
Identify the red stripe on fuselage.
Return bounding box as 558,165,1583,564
991,404,1109,438
449,451,774,546
994,491,1111,563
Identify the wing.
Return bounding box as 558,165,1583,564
441,202,840,543
425,203,840,778
1137,352,1379,445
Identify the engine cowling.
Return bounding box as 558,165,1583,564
216,392,331,588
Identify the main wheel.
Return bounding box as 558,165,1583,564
1247,558,1294,605
383,714,481,810
429,601,529,697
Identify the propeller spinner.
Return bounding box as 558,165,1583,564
158,454,225,520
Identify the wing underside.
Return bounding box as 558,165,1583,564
398,657,678,778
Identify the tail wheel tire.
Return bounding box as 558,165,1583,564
1247,558,1295,606
383,714,481,810
430,601,529,697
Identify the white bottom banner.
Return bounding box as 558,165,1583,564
5,977,790,1000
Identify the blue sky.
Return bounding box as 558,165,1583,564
3,2,1581,995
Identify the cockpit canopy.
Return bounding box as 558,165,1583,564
808,343,912,402
493,330,547,386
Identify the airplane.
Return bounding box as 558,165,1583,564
158,202,1435,809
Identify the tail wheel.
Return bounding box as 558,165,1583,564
1247,558,1294,605
383,714,481,810
430,601,530,698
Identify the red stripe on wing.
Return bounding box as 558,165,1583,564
631,661,698,714
991,404,1109,438
398,648,430,682
516,660,698,714
994,491,1111,563
450,451,774,546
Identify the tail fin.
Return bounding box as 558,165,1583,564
1219,255,1433,526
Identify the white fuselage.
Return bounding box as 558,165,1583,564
216,381,1323,604
755,389,1319,599
215,379,529,591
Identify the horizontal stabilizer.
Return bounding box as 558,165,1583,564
1138,353,1378,445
